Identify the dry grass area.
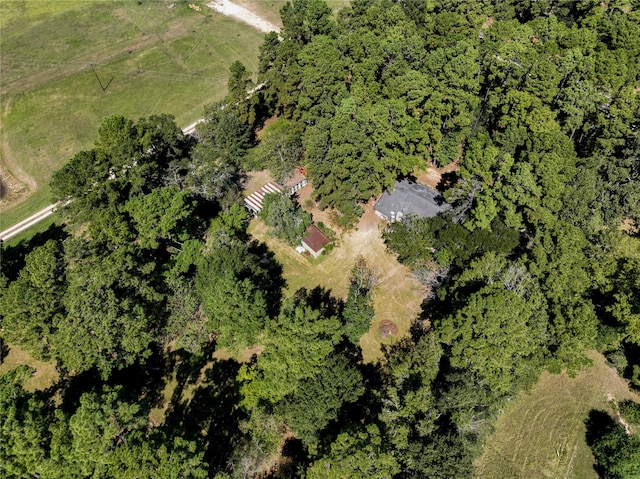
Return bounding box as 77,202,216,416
247,177,426,363
0,345,58,392
475,351,640,479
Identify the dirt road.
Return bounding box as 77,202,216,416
0,204,57,241
206,0,280,33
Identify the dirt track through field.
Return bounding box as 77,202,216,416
206,0,281,33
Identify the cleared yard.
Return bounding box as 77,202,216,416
474,351,640,479
247,178,426,362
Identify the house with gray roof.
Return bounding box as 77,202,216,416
374,179,447,222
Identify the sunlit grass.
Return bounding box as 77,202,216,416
1,0,264,224
0,345,59,392
474,351,640,479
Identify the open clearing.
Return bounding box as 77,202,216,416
0,345,59,392
0,0,266,229
474,351,640,479
246,175,427,362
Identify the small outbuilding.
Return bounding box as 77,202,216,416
301,225,331,258
374,179,447,221
284,169,308,195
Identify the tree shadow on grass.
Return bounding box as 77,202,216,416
249,239,287,318
585,409,621,479
1,224,68,281
55,344,169,415
163,357,244,473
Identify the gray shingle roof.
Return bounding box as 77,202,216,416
374,179,447,220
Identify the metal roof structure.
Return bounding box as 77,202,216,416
302,225,330,253
374,179,447,221
244,182,284,213
301,225,331,258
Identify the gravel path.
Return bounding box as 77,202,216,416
0,204,57,241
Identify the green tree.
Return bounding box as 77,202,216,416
0,367,56,478
307,424,399,479
195,242,271,351
55,244,160,378
195,105,252,167
343,256,376,344
0,240,65,359
276,354,364,447
239,289,342,408
259,191,311,245
249,118,303,182
588,411,640,479
226,61,254,105
124,186,195,249
434,253,548,428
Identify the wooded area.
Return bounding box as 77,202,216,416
1,0,639,477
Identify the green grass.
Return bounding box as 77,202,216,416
1,0,265,225
0,186,51,231
474,352,640,479
2,215,57,248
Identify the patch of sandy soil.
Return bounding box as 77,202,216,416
415,161,459,190
206,0,280,33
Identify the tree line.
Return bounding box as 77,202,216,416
2,0,639,477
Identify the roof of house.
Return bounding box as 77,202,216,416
244,182,284,212
374,179,447,219
284,170,307,189
302,225,331,252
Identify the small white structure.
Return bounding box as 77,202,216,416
284,170,308,195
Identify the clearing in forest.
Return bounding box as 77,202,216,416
0,345,58,392
246,173,427,362
474,351,640,479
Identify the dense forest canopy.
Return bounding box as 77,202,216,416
1,0,639,477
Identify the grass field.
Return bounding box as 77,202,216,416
0,0,266,227
247,179,426,363
474,351,640,479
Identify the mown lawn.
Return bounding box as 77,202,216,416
1,0,265,222
474,351,640,479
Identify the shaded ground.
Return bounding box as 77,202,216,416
474,351,640,479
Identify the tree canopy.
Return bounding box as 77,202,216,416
2,1,640,478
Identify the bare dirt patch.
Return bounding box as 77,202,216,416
379,320,398,339
206,0,281,33
415,161,459,190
